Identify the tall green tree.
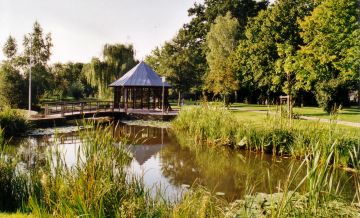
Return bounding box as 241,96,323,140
21,22,54,105
0,63,27,108
0,36,27,108
204,12,239,103
297,0,360,112
146,28,204,104
2,36,17,60
231,0,316,103
147,0,268,102
51,62,94,99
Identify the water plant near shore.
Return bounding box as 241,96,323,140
172,105,360,167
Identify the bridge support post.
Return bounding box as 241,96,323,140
81,103,84,115
45,104,48,117
61,104,65,117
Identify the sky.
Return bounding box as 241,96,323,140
0,0,197,63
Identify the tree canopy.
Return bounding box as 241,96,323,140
204,12,239,101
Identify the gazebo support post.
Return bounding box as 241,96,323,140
132,87,135,109
147,88,150,110
124,87,128,112
140,87,143,109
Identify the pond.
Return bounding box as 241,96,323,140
12,121,356,202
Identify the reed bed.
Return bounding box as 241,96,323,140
172,105,360,168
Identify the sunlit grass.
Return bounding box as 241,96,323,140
231,103,360,123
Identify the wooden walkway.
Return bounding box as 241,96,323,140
29,101,178,124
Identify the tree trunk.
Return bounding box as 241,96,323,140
177,91,181,107
358,81,360,109
287,73,293,120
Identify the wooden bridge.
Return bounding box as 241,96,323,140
29,100,178,126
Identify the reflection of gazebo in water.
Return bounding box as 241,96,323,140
109,61,171,112
128,144,164,165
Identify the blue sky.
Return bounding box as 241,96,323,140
0,0,273,63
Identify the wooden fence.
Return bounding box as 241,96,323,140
43,101,115,117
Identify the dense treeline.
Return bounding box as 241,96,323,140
0,22,137,109
146,0,360,112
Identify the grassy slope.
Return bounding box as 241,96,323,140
231,103,360,123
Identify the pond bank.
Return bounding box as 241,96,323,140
172,106,360,169
1,121,359,217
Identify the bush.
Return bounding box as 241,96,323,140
0,108,29,137
68,81,84,100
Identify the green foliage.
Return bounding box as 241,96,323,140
1,22,54,107
315,81,351,113
0,145,28,212
82,44,137,99
67,80,84,100
0,64,27,108
172,186,225,218
10,124,169,217
0,129,3,146
0,108,29,137
146,29,205,102
296,0,360,111
231,0,316,103
22,22,52,66
204,12,239,101
2,36,17,60
172,106,237,147
146,0,266,101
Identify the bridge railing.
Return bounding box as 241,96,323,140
42,101,115,117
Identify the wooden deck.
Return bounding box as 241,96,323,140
29,101,178,126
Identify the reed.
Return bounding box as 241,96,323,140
172,105,360,168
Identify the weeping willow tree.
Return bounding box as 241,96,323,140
82,44,137,99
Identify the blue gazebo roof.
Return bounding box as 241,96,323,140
109,61,171,87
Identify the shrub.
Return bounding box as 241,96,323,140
0,108,29,137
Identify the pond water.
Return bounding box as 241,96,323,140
12,122,356,202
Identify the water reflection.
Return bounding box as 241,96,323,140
12,123,356,202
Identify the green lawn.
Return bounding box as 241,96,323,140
231,110,359,132
231,103,360,123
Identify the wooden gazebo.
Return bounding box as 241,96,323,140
109,61,171,112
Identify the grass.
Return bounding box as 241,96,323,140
231,103,360,123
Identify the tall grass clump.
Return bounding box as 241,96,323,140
0,143,28,212
25,123,170,217
0,122,170,217
0,107,29,137
172,106,237,147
